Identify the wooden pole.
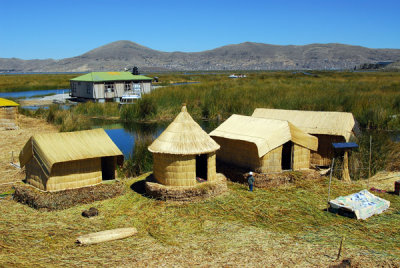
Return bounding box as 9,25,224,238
342,151,351,182
336,236,345,260
327,157,335,211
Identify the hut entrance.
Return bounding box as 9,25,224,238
101,156,115,180
196,154,208,180
281,141,293,170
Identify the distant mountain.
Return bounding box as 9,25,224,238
1,40,400,72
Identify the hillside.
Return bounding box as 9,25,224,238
1,40,400,72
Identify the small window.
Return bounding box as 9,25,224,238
86,83,91,94
104,82,115,92
125,82,132,91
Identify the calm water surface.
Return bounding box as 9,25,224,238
97,120,219,158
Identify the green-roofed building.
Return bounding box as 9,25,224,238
70,72,153,102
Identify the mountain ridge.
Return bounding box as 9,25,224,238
1,40,400,72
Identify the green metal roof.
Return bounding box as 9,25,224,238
70,72,152,82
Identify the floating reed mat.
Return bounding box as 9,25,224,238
13,180,125,210
76,228,138,245
145,173,228,201
216,161,321,188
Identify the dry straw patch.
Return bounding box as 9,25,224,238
0,115,57,188
1,175,399,267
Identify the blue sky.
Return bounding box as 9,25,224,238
1,0,399,59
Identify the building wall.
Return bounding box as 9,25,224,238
259,146,282,173
0,106,18,130
70,81,93,99
25,157,103,191
311,134,345,166
25,157,49,191
293,144,311,170
141,82,152,94
48,158,102,191
212,136,261,171
153,153,197,186
207,152,217,182
94,83,105,99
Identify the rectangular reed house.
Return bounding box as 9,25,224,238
70,72,153,102
252,109,360,166
210,115,318,173
19,129,124,192
0,98,19,130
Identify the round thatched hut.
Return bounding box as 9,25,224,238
148,105,220,187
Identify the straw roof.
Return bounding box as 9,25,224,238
210,114,318,158
252,108,360,141
19,128,123,173
0,98,19,107
148,106,220,155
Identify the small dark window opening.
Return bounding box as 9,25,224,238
281,141,293,170
196,154,208,180
104,82,115,92
101,156,115,180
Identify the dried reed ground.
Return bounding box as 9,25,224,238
1,173,399,267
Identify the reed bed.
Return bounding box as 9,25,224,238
0,74,77,92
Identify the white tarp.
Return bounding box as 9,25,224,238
329,190,390,220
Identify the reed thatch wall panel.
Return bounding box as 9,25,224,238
153,153,196,186
25,157,48,191
0,107,18,130
293,144,310,170
311,134,345,166
25,158,103,191
259,146,282,173
48,158,102,191
212,136,260,171
207,152,217,182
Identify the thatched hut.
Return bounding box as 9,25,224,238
19,129,123,192
0,98,19,130
210,115,318,173
252,109,360,166
148,105,220,186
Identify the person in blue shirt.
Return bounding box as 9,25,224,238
247,171,255,191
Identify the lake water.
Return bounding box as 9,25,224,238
97,120,219,158
0,89,70,99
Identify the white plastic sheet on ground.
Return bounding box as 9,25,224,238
329,189,390,220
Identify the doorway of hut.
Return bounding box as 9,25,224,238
196,154,208,181
101,156,115,180
281,141,293,170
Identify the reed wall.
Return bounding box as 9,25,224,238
212,136,260,171
259,146,282,173
25,157,103,191
207,152,217,182
293,144,311,170
311,134,345,166
153,153,197,186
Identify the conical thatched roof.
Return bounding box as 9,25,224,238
148,106,220,155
